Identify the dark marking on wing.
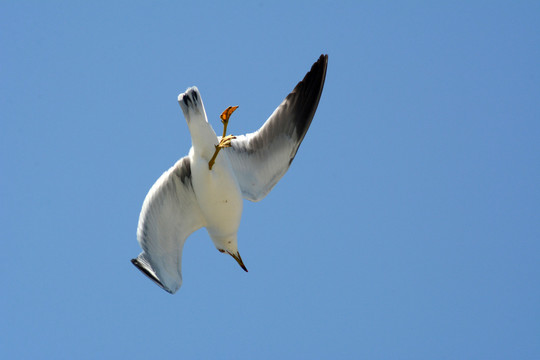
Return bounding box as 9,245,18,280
172,157,192,186
230,54,327,161
285,54,328,140
224,55,328,202
131,258,172,294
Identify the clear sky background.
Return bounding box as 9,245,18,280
1,1,539,359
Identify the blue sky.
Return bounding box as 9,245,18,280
1,1,539,359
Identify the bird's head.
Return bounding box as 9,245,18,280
211,234,248,272
218,248,248,272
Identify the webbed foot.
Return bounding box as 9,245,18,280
208,106,239,170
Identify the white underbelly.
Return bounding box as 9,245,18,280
191,152,243,237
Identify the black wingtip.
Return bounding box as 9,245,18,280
318,53,329,65
131,257,173,294
313,54,329,72
286,53,328,139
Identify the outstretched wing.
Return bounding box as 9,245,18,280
224,54,328,202
132,156,204,294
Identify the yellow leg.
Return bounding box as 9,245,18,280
208,106,239,170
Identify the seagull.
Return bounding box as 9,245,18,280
132,54,328,293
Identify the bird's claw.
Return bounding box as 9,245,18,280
220,106,239,124
218,134,237,148
209,106,239,170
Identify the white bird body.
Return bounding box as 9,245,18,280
182,94,244,253
191,152,243,248
132,55,328,293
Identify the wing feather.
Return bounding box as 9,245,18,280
133,156,204,293
225,54,328,202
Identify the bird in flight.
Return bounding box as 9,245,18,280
132,54,328,293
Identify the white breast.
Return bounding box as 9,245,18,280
190,151,243,241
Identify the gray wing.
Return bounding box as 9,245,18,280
132,156,204,294
224,54,328,202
